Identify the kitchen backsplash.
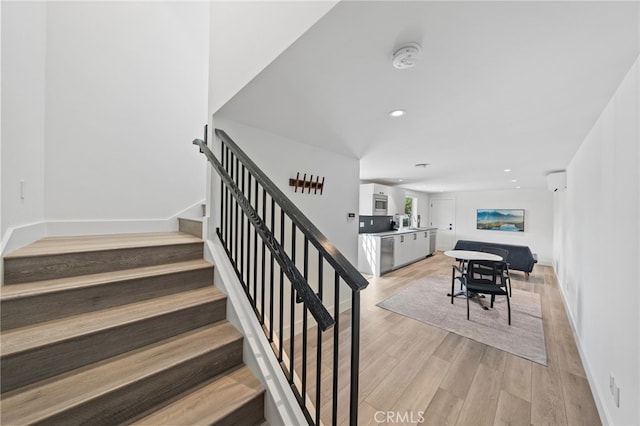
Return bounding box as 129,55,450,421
359,215,393,233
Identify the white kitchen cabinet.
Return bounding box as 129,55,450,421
393,234,407,268
359,183,405,216
359,184,374,215
408,232,428,262
360,183,393,215
393,231,428,268
420,231,430,256
358,229,435,276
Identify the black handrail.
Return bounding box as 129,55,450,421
194,128,368,426
214,128,369,293
193,137,334,331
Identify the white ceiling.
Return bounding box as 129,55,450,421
216,1,639,193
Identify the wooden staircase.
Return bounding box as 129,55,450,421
0,231,265,425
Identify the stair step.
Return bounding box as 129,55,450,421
0,322,243,426
133,365,265,426
1,259,214,330
3,232,204,284
179,217,204,238
1,287,226,392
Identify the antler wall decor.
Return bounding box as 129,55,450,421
289,172,325,195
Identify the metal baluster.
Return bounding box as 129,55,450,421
315,253,324,425
301,237,309,403
349,290,360,426
234,157,239,270
261,186,266,324
252,178,258,309
240,165,246,291
332,271,340,426
224,145,233,253
269,197,275,342
245,171,252,303
220,141,224,238
289,222,297,383
278,209,285,362
230,154,235,265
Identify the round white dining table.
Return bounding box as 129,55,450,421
444,250,503,262
444,250,504,309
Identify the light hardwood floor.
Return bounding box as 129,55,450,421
293,251,600,425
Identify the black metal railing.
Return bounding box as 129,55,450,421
193,128,368,425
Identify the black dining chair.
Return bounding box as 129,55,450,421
450,263,465,304
463,260,511,325
478,247,512,297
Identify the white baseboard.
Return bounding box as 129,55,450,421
536,257,552,266
46,219,176,236
1,200,206,257
205,237,307,426
1,222,48,278
175,201,206,219
553,266,610,425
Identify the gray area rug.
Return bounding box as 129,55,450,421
377,276,547,365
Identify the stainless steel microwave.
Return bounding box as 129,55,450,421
373,194,388,216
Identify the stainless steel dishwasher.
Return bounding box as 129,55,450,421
380,236,394,273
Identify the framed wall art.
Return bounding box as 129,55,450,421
477,209,525,232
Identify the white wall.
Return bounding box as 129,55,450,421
1,1,47,238
553,59,639,426
432,189,554,263
43,1,209,223
209,1,337,115
1,2,210,254
212,117,360,264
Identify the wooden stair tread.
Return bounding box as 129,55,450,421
1,287,224,356
133,365,264,426
0,259,213,300
5,232,202,258
1,322,242,425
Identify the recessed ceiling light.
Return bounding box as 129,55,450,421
516,186,521,189
511,179,517,182
504,169,512,172
415,163,429,168
398,179,404,182
389,109,406,117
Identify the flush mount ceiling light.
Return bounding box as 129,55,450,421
415,163,429,168
389,109,406,117
392,42,422,69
